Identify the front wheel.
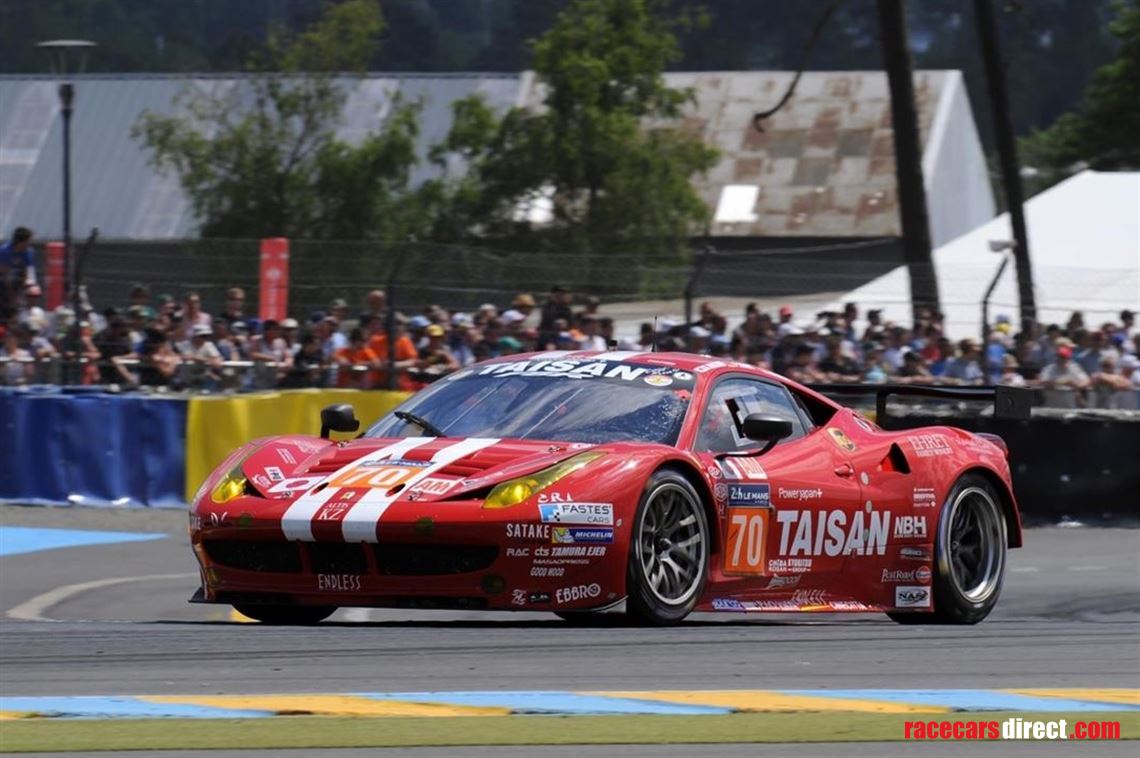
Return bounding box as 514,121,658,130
232,604,337,625
889,474,1007,625
625,469,710,626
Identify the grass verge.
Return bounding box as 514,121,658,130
1,710,1137,752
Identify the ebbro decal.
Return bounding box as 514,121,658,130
895,586,931,608
551,527,614,544
538,502,614,525
555,583,602,604
728,483,771,507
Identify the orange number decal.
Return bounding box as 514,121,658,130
724,507,768,575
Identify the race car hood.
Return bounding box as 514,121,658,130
240,435,603,503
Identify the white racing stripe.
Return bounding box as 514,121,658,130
340,437,501,543
582,350,645,362
280,437,432,541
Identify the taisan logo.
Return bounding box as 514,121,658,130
775,509,891,557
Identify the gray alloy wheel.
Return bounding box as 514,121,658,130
889,473,1007,625
625,469,710,625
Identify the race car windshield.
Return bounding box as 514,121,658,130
365,359,693,445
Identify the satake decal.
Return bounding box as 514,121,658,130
728,483,770,507
895,585,931,608
776,509,891,557
909,434,953,457
317,573,362,592
538,502,614,525
827,427,857,452
555,583,602,604
913,487,937,508
894,515,928,539
506,523,550,540
882,566,932,583
551,527,614,544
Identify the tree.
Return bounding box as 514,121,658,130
426,0,718,273
131,0,422,240
1019,0,1140,187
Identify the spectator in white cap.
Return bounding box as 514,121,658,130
186,323,223,389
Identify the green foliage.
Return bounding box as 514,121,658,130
132,0,422,240
426,0,718,287
1020,0,1140,188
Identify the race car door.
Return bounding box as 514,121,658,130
693,375,863,585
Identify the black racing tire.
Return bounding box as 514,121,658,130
888,473,1007,625
232,604,337,625
625,468,710,626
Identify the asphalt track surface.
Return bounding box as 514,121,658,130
2,505,1139,757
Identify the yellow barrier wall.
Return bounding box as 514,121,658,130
185,389,410,502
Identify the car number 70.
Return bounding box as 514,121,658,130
725,508,768,575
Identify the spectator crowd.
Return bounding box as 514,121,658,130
3,226,1139,409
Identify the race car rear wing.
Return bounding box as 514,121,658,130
807,384,1033,424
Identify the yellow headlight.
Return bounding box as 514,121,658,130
482,451,605,509
210,466,248,504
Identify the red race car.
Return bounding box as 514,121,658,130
189,351,1027,626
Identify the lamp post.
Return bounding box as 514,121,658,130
37,40,95,326
982,239,1016,348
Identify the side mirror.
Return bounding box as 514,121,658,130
320,404,359,439
721,413,794,457
741,414,794,443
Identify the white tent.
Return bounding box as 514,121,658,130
830,171,1140,338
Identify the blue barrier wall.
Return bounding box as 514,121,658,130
0,389,187,508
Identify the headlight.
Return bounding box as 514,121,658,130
482,451,605,509
210,462,250,504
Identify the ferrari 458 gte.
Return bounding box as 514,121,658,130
190,351,1025,626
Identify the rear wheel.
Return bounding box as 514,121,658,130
625,469,710,626
889,474,1007,625
232,604,337,625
